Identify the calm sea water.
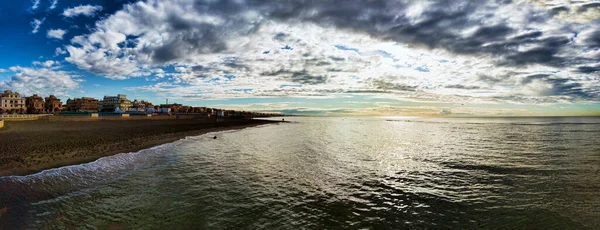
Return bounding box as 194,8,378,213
1,117,599,229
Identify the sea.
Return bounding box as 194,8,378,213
1,116,599,229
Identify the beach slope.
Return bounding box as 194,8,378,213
0,118,278,176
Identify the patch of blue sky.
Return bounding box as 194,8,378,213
281,45,293,50
161,65,178,72
119,35,140,48
280,84,302,88
199,89,214,94
335,45,359,52
394,63,412,68
231,88,253,93
416,66,430,72
263,50,270,54
205,77,222,84
223,74,236,80
376,50,392,58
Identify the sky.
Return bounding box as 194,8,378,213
0,0,599,116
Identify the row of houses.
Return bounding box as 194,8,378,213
0,90,61,114
1,90,282,117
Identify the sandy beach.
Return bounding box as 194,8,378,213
0,118,279,176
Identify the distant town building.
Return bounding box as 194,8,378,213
44,95,62,113
130,99,153,112
1,89,278,117
0,90,26,113
66,97,99,112
160,103,184,113
99,94,132,112
25,94,45,113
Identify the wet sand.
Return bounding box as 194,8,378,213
0,118,279,176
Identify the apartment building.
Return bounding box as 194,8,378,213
131,99,153,112
0,90,26,113
44,95,63,113
99,94,132,112
25,94,45,113
66,97,99,112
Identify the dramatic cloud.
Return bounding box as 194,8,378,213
49,0,58,10
54,47,67,56
0,66,81,97
32,60,56,68
47,29,66,39
62,5,103,17
529,0,600,23
31,0,40,10
64,0,600,104
30,18,45,34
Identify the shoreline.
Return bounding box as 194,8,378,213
0,119,280,176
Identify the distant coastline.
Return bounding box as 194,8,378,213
0,118,281,176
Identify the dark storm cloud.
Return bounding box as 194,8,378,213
329,56,346,61
261,69,294,77
477,74,505,84
444,84,482,90
190,65,207,72
495,34,573,66
326,68,345,72
288,71,328,85
301,57,332,66
260,0,479,52
261,69,328,85
70,0,600,102
88,0,600,71
273,32,289,41
577,65,600,73
130,0,262,64
345,90,388,94
150,27,228,63
315,61,331,66
135,0,510,65
242,0,595,69
581,29,600,48
221,57,251,71
372,79,417,91
503,47,562,66
521,74,550,84
577,2,600,12
550,6,569,15
512,31,543,40
520,74,598,99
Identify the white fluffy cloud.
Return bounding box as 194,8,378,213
54,47,67,56
47,29,66,39
62,5,103,17
32,60,56,68
64,0,600,104
49,0,58,10
30,18,45,34
31,0,40,10
0,66,82,97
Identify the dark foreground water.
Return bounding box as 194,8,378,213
1,117,599,229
